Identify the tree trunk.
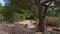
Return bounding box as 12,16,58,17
37,6,48,32
43,6,48,19
37,6,44,32
35,0,48,32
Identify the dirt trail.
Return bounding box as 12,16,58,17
0,20,37,34
0,20,60,34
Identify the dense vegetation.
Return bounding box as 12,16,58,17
0,0,60,32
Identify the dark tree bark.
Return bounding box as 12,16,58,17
37,6,44,32
34,0,54,32
35,0,45,32
43,6,48,19
37,6,48,32
34,0,49,32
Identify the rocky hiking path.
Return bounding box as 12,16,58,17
0,20,60,34
0,20,37,34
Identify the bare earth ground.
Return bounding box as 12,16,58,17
0,20,60,34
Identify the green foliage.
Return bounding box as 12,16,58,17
54,1,60,7
1,0,60,23
1,5,16,22
10,0,33,10
46,17,60,27
0,3,3,11
1,0,36,23
0,3,4,21
47,8,60,17
13,10,35,22
46,8,60,26
2,6,35,22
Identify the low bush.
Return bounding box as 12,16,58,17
45,17,60,27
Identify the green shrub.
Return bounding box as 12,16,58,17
0,15,4,21
45,17,60,27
